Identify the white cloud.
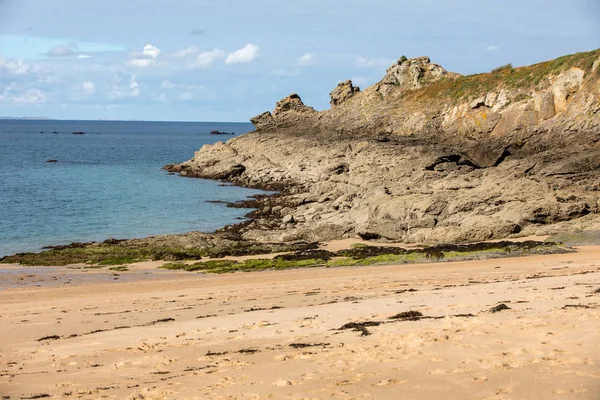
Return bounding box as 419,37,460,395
126,44,161,68
160,80,205,92
127,76,140,97
0,88,47,103
81,81,96,95
0,56,54,105
45,42,88,58
109,75,140,98
193,49,225,69
355,57,394,68
173,46,199,58
47,44,77,57
157,93,169,104
486,45,500,52
142,44,161,59
226,44,259,64
0,55,35,76
126,58,155,68
298,53,315,66
161,80,178,89
180,92,194,100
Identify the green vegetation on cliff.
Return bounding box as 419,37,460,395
411,48,600,102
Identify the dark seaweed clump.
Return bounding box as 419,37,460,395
489,304,511,313
337,321,382,336
389,311,423,321
274,249,335,261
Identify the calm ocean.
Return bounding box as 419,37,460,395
0,120,265,257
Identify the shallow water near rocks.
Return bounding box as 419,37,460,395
0,120,265,257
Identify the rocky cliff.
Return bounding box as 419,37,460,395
166,49,600,244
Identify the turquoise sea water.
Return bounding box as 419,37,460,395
0,120,264,257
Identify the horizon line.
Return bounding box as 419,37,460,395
0,116,252,124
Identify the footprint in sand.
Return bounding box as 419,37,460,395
375,379,407,386
428,369,447,375
272,380,294,386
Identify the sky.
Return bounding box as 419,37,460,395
0,0,598,122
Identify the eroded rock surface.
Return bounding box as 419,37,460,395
376,56,459,97
167,50,600,244
330,80,360,107
251,94,317,132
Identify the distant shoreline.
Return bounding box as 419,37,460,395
0,117,252,123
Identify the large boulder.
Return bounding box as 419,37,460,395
376,56,459,96
551,67,585,113
534,91,556,120
273,94,318,128
251,94,318,132
330,80,360,107
250,111,277,132
491,103,539,136
273,93,312,116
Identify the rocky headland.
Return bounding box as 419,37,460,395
3,51,600,400
165,49,600,244
4,50,600,267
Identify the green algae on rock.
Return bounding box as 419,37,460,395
160,241,570,274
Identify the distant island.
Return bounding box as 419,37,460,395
209,130,235,135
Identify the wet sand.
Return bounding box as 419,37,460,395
1,246,599,399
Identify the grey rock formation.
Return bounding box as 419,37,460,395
376,56,459,97
250,111,277,132
330,80,360,107
251,93,317,132
167,49,600,244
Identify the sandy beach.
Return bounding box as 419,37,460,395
1,245,599,399
1,3,599,399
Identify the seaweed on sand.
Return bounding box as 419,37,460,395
389,311,423,321
489,304,511,313
337,321,382,336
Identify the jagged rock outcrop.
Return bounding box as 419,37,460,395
330,80,360,107
167,50,600,244
250,111,277,132
250,93,317,132
375,56,459,97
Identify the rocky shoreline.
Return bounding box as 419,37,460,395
3,49,600,266
165,49,600,245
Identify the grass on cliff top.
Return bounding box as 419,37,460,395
160,241,569,274
408,48,600,103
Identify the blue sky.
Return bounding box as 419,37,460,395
0,0,598,121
